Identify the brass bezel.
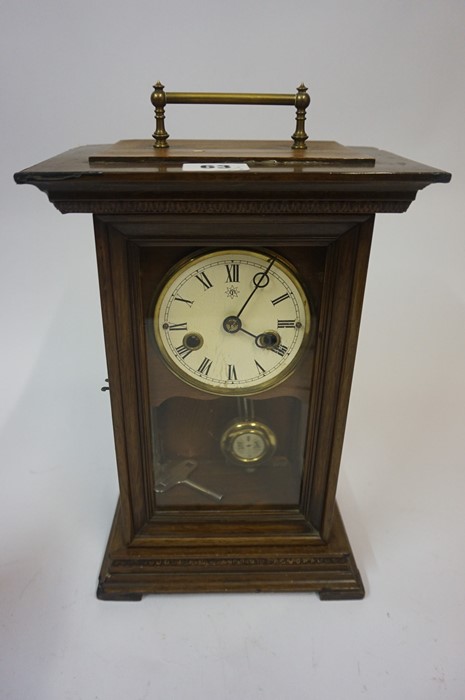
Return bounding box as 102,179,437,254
153,248,311,396
220,419,277,467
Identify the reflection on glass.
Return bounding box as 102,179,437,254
151,395,307,509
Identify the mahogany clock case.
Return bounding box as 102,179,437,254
14,140,450,600
93,212,372,599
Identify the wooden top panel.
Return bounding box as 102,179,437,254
14,140,450,216
89,140,376,165
15,140,450,184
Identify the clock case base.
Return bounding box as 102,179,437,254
97,500,364,601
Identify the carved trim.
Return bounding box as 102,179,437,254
55,198,410,215
112,555,349,568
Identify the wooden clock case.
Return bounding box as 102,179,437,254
15,139,450,600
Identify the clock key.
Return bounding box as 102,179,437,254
177,478,224,502
155,459,223,502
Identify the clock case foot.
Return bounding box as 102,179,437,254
97,500,364,601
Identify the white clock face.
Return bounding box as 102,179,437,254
153,249,310,395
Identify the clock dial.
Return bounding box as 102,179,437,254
154,249,310,395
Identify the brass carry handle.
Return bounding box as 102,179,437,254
151,81,310,150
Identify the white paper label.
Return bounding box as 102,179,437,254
182,163,250,172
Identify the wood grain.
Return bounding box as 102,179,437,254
15,139,450,599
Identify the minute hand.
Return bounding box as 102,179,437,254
236,257,276,319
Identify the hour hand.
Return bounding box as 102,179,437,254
222,317,258,342
222,317,282,352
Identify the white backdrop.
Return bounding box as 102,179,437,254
1,1,464,698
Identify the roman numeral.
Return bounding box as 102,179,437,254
277,319,296,328
174,295,194,307
271,292,290,306
225,263,240,283
195,271,213,290
227,364,237,380
254,360,266,375
198,357,213,375
175,344,193,359
168,322,188,331
271,343,288,357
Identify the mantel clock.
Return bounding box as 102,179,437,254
14,83,450,600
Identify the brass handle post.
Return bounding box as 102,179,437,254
151,82,310,149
